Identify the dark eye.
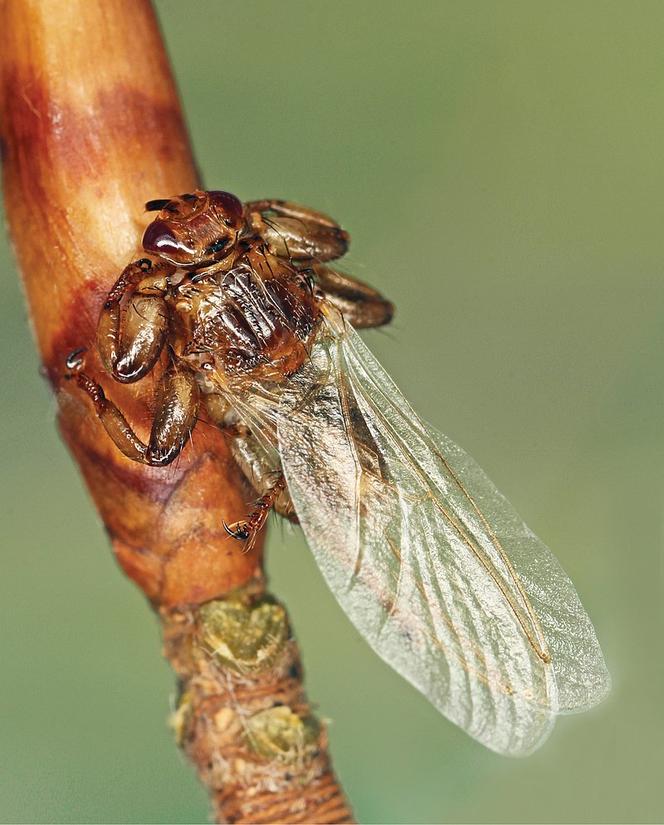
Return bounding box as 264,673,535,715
206,237,229,255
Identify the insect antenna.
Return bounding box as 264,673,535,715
145,198,170,212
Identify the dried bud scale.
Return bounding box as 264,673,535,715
162,583,353,824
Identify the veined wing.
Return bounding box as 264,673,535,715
267,312,610,756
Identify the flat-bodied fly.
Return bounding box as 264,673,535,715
70,190,610,755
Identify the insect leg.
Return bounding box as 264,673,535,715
75,362,199,466
223,474,288,551
203,393,297,522
246,199,349,263
97,258,174,383
312,264,394,329
228,428,297,522
246,200,341,228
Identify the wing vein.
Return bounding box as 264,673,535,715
348,359,548,662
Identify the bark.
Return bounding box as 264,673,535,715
0,1,353,821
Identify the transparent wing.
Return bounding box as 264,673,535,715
225,315,611,755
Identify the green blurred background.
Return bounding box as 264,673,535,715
1,1,662,822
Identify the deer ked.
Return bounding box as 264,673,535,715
72,189,393,544
70,188,610,757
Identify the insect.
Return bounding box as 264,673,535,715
71,189,610,756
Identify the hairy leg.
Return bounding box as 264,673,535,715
203,393,297,522
223,474,288,551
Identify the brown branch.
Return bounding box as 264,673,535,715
0,1,353,821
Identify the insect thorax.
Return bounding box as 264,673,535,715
179,249,320,381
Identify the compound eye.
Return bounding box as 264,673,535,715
208,190,244,226
143,219,192,261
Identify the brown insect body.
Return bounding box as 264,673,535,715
70,192,612,754
174,245,321,383
74,189,393,537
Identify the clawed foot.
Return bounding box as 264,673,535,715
64,347,87,377
223,520,258,553
223,520,252,541
222,475,286,553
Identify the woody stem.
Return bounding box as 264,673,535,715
0,0,353,821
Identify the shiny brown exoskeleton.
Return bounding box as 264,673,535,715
71,190,393,546
69,193,612,752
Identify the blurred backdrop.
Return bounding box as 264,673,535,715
1,1,663,822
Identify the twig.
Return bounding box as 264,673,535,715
0,1,353,821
